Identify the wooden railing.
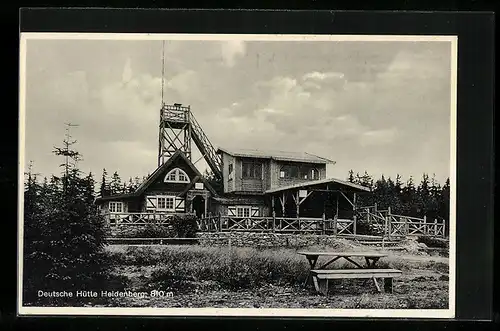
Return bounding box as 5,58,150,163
102,208,446,239
103,212,179,226
355,204,446,239
197,215,356,235
387,214,446,238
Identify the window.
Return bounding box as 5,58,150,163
109,201,123,213
178,172,188,182
242,160,262,179
157,197,166,209
299,167,309,179
157,196,175,211
228,163,233,174
237,206,251,218
280,165,319,180
164,168,190,183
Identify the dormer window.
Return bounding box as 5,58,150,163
164,168,190,183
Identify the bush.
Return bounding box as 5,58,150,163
171,214,198,238
111,215,199,238
126,246,311,291
355,219,384,236
114,224,175,238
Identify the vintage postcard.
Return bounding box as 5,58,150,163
18,33,457,318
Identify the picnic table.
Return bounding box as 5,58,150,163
297,251,388,272
297,251,398,295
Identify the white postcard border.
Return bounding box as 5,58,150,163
18,32,458,319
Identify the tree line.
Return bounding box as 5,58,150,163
347,170,450,233
98,168,223,197
98,169,150,197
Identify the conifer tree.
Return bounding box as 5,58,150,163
23,124,111,305
134,176,142,187
100,168,109,197
347,169,355,183
110,171,122,195
401,176,416,216
439,177,451,235
127,177,135,193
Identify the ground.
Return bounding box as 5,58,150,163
93,239,449,310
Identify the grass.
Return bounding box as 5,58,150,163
106,244,449,294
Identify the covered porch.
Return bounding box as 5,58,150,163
198,178,371,234
265,178,371,221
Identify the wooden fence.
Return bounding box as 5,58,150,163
101,206,446,239
103,212,177,226
197,215,356,235
354,205,446,239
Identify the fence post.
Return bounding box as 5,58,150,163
374,203,377,212
322,213,325,235
353,215,357,235
387,216,392,240
219,214,222,232
334,216,338,237
423,215,427,236
442,219,446,238
434,219,438,236
405,217,409,236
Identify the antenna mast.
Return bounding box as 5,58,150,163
161,40,165,106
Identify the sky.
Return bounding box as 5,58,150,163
22,36,454,185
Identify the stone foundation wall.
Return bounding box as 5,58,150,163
196,231,356,248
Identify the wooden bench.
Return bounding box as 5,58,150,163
311,268,402,295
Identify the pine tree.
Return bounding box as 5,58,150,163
427,173,441,221
395,174,403,195
417,173,431,217
347,170,355,183
23,124,111,305
100,168,109,197
401,176,416,216
203,169,223,195
110,171,122,195
127,177,135,193
439,178,451,236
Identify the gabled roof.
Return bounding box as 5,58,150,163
264,177,371,194
95,150,217,202
217,147,335,164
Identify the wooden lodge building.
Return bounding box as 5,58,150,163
95,103,372,231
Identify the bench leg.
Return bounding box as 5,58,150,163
383,277,393,293
372,277,381,293
312,276,329,296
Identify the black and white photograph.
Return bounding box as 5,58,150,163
18,33,457,318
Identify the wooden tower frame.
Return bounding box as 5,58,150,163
158,103,192,167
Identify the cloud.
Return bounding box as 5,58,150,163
24,39,452,184
359,128,398,146
122,58,133,84
165,70,198,95
220,40,246,67
302,71,345,81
